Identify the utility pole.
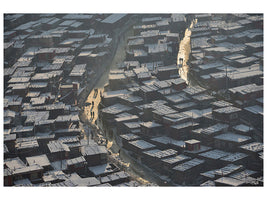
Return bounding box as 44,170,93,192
225,65,228,91
88,128,90,145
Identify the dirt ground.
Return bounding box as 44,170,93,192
177,19,196,83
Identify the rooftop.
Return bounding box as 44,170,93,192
81,145,107,156
47,140,70,153
69,173,100,186
129,140,156,150
141,121,162,129
220,152,248,162
118,94,143,103
63,14,93,20
230,169,257,180
55,114,79,122
199,149,230,160
100,171,130,184
66,156,86,166
193,123,229,136
101,103,132,115
148,43,168,54
174,102,197,110
162,154,190,165
182,108,212,119
172,158,204,172
151,136,185,146
198,62,224,70
13,164,43,175
233,124,253,133
5,157,26,170
183,85,206,96
103,89,131,99
185,139,200,145
214,177,245,186
201,164,243,179
240,142,263,153
192,93,215,101
15,137,39,150
120,133,140,141
69,64,86,77
144,149,177,159
26,154,51,167
211,100,233,108
171,121,199,130
229,84,263,95
165,92,189,104
88,163,117,176
213,106,241,114
244,105,263,115
123,121,141,129
214,132,251,143
101,14,127,24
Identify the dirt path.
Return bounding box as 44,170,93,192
95,27,134,88
177,19,196,84
82,22,135,127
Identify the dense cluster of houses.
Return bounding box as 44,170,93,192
3,13,146,187
99,14,263,186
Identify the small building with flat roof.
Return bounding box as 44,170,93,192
212,106,242,124
80,145,107,166
172,158,205,185
26,154,52,171
214,132,252,151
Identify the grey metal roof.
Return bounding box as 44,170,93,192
47,140,70,153
55,114,79,122
172,158,204,172
229,83,263,95
162,154,190,165
26,154,51,167
214,132,251,143
15,137,39,150
69,172,100,186
220,152,248,162
4,133,16,141
214,177,245,186
240,142,263,153
120,133,140,141
5,157,26,170
211,100,233,108
100,171,129,184
66,156,86,166
101,14,127,24
101,103,132,115
141,121,162,129
201,164,243,179
129,140,156,150
199,149,231,160
192,123,229,136
151,136,185,148
213,106,241,114
144,149,177,159
81,145,107,156
13,164,43,175
69,64,86,77
123,121,141,129
244,105,263,115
